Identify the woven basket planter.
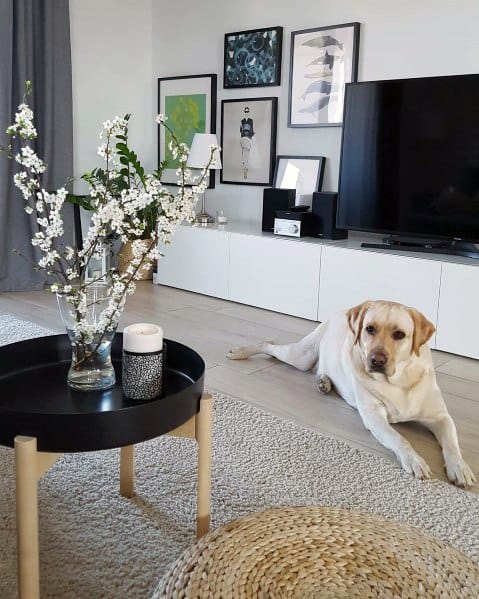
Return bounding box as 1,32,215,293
155,506,479,598
118,239,155,280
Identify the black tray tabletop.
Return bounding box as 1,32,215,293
0,334,205,452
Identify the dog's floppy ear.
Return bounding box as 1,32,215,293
346,301,371,345
408,308,436,356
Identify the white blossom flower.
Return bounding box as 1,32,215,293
65,246,75,260
15,146,46,173
6,98,208,345
7,103,37,139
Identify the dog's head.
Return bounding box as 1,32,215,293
346,300,435,376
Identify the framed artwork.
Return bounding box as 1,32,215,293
224,26,283,88
288,22,360,127
158,74,217,186
273,155,326,206
221,97,278,186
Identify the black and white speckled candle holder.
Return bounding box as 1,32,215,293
122,343,165,401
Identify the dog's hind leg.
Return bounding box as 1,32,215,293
227,327,320,372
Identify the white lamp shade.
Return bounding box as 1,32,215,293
186,133,222,170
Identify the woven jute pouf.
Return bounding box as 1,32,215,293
155,506,479,598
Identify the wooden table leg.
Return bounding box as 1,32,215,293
15,436,40,599
120,445,135,498
195,393,213,539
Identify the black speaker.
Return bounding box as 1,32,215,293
262,188,296,232
311,192,348,240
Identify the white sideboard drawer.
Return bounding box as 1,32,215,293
229,234,321,320
436,262,479,358
155,226,230,299
318,246,441,332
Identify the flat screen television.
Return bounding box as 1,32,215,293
337,73,479,256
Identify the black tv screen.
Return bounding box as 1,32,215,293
337,74,479,242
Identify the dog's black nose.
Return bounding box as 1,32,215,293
370,351,388,369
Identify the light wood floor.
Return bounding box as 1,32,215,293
1,282,478,492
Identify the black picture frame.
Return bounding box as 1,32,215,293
288,22,360,128
158,73,217,187
220,97,278,186
224,26,283,89
273,155,326,206
73,204,83,252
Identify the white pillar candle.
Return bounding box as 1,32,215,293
123,323,163,353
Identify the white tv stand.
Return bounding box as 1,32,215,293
154,222,479,359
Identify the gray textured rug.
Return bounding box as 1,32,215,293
0,313,478,598
0,313,59,345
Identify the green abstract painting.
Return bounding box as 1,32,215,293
165,94,206,168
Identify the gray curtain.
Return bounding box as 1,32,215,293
0,0,73,291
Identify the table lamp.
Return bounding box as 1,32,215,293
187,133,222,224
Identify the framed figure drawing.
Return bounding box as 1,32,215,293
288,22,360,127
221,97,278,186
224,26,283,88
158,74,217,186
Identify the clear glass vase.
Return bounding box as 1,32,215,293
57,285,118,391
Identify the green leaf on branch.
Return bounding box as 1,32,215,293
66,194,94,211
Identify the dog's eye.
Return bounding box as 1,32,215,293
365,325,376,335
392,331,405,340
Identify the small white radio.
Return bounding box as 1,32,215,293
274,218,301,237
273,210,317,237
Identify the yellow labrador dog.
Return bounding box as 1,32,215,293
227,300,475,487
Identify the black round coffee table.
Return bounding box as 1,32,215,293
0,334,212,599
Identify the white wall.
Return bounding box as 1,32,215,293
153,0,479,224
70,0,155,194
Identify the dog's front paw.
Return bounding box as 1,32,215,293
316,375,332,394
400,452,432,480
446,459,476,488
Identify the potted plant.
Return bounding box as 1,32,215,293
1,83,217,391
79,115,169,279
